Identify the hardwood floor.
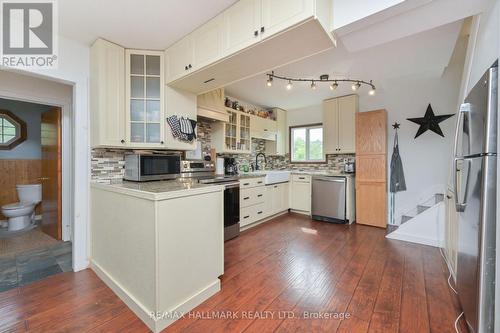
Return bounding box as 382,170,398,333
0,213,467,333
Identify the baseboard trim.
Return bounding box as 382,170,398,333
91,260,156,331
91,260,221,332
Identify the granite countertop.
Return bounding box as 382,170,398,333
289,170,355,178
91,178,224,201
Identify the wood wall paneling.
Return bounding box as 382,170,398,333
0,160,41,220
355,110,387,228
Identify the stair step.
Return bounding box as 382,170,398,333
417,205,430,214
401,215,413,224
386,224,399,235
435,193,445,203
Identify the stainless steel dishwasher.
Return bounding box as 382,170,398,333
311,176,347,223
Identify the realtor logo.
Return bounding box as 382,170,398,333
1,0,58,68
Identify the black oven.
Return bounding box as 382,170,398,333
223,182,240,241
124,153,181,181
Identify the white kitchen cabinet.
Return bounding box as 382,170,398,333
265,182,290,217
192,14,224,70
261,0,314,38
165,37,193,83
197,88,229,122
323,94,358,154
164,86,198,150
212,109,251,154
290,175,311,214
266,108,287,155
125,50,165,148
251,115,277,140
90,39,126,147
223,0,262,56
240,177,266,228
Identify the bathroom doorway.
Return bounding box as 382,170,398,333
0,98,70,292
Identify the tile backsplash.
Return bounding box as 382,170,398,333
91,119,354,183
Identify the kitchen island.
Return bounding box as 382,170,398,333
90,180,224,332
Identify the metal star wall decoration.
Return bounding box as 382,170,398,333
407,104,454,138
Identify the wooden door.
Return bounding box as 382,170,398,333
223,0,261,56
338,94,357,153
41,107,62,240
261,0,312,38
355,110,387,228
322,98,339,154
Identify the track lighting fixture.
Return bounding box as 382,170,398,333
266,72,376,96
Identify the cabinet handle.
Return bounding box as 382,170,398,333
261,26,265,33
257,181,263,184
299,177,305,180
160,141,164,144
185,65,188,70
254,30,259,37
243,197,250,200
243,182,250,186
120,139,125,144
243,215,250,219
274,185,278,188
257,194,263,197
188,64,192,69
257,211,263,214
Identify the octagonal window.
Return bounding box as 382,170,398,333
0,110,26,150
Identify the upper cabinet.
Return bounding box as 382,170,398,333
223,0,262,55
261,0,313,38
266,108,287,156
125,50,164,148
90,39,126,147
90,38,198,150
212,109,252,154
251,115,277,140
323,94,358,154
166,0,334,93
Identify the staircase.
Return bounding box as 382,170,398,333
386,193,446,247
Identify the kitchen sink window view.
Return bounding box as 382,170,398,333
0,0,498,332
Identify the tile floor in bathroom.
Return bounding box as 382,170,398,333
0,241,72,292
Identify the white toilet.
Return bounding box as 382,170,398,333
1,184,42,232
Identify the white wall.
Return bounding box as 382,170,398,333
286,34,467,221
0,36,90,271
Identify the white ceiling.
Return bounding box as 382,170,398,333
59,0,238,49
225,19,462,110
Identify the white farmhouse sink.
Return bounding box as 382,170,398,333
252,170,291,185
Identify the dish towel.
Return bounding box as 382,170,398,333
167,115,197,142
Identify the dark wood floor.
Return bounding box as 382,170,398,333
0,213,467,333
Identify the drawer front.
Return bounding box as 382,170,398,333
292,174,311,183
240,177,265,189
240,186,266,208
240,203,266,227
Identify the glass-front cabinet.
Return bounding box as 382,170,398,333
213,108,251,154
126,50,164,147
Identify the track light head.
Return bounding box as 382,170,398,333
330,81,338,91
286,80,293,90
310,81,316,90
352,82,361,91
266,76,273,87
369,87,376,96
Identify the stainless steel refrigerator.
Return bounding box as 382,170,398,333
454,62,497,333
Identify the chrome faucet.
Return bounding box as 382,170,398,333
255,153,267,171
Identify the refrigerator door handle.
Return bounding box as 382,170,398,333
454,157,470,212
453,103,470,158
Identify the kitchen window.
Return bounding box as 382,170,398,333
289,124,324,163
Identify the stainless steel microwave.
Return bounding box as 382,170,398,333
124,153,181,182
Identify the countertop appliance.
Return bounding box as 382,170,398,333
224,157,237,176
343,160,355,173
454,62,497,333
124,153,181,182
311,175,347,223
180,160,215,178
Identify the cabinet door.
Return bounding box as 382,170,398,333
90,39,126,147
356,182,386,228
323,98,339,154
280,183,290,211
192,14,224,70
291,181,311,212
223,0,261,56
338,95,357,153
165,37,193,83
270,184,280,215
126,50,164,147
261,0,313,38
238,113,251,152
